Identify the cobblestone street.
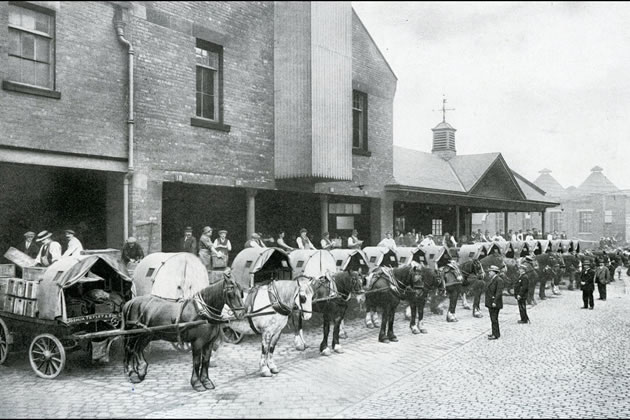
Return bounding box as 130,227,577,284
1,274,628,419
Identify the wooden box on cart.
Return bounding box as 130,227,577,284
0,264,15,278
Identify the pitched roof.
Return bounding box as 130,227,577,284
513,171,553,202
448,153,500,191
393,147,464,192
533,169,568,198
576,166,619,195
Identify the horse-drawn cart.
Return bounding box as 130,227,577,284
362,246,399,269
0,254,134,378
330,249,369,273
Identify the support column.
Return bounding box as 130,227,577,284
246,188,257,239
320,194,329,235
455,205,460,240
504,212,509,237
541,211,545,237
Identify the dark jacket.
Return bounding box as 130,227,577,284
182,236,197,254
580,267,596,292
122,242,145,264
485,273,503,309
513,271,529,299
21,239,40,259
595,265,611,285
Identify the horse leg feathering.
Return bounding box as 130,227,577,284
321,313,332,355
267,329,282,374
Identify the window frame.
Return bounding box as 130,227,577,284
432,219,443,236
578,211,593,234
3,1,59,98
352,90,370,155
190,38,230,132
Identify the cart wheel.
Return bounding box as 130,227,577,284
0,318,9,364
29,334,66,379
171,341,192,352
221,326,244,344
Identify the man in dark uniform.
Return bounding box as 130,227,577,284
485,265,503,340
515,259,531,324
580,259,596,310
21,231,40,259
181,226,197,254
521,255,538,305
594,258,610,301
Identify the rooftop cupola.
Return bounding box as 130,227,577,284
431,97,456,160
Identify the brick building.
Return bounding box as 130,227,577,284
0,1,397,257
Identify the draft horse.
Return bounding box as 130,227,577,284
366,264,440,342
442,259,485,322
293,270,364,356
122,274,245,392
224,278,313,377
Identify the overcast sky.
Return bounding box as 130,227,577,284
352,1,630,190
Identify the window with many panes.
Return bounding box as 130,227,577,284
432,219,443,236
578,211,592,233
7,3,55,90
195,39,222,122
352,90,368,151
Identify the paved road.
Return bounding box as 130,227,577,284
0,274,628,418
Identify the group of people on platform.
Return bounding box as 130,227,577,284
178,226,232,270
16,229,85,267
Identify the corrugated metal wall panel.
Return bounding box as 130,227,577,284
274,2,312,179
311,2,352,180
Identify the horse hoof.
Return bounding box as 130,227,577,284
473,312,483,318
340,331,348,339
202,379,216,390
388,336,398,342
420,328,428,334
321,348,333,356
333,346,345,354
365,321,374,329
411,326,420,334
378,338,390,344
260,366,273,377
372,320,380,328
128,374,142,384
269,366,280,374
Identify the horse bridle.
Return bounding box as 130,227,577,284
193,279,244,323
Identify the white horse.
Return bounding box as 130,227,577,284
221,278,313,377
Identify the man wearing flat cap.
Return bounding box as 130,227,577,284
485,265,504,340
296,228,316,250
34,230,62,267
181,226,197,254
62,229,84,257
122,236,144,265
515,257,532,324
213,229,231,266
580,259,596,310
21,231,40,259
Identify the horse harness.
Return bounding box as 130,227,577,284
242,281,306,335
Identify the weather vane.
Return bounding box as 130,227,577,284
433,95,455,123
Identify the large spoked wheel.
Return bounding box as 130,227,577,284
221,326,244,344
29,334,66,379
0,318,9,364
171,341,192,352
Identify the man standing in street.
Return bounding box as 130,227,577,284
515,261,531,324
594,258,610,301
35,230,62,267
580,259,596,310
62,229,84,257
485,265,503,340
181,226,197,254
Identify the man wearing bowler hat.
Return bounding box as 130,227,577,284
35,230,62,267
485,265,504,340
21,231,39,259
62,229,84,257
181,226,197,254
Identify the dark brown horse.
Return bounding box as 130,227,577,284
122,275,245,391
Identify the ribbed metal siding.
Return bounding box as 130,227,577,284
311,2,352,181
274,2,312,179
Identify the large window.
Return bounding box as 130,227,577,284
7,3,55,90
352,90,368,151
432,219,443,236
195,39,222,122
549,211,563,233
578,211,592,233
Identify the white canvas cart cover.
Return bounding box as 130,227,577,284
497,241,515,258
482,242,502,255
421,245,452,269
458,243,488,263
363,246,398,268
132,253,209,300
526,240,542,254
560,240,572,253
395,247,417,266
289,249,337,278
38,254,133,322
329,249,369,272
537,240,551,253
510,241,530,257
549,240,563,252
230,247,292,289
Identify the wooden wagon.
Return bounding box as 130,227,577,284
329,249,369,273
362,246,399,269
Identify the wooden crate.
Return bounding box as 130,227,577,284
0,264,15,278
23,267,47,281
24,299,38,318
13,298,25,315
0,278,10,296
4,296,15,313
24,280,40,299
7,278,17,296
14,279,26,298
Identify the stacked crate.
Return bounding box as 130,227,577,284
0,264,16,313
19,267,47,317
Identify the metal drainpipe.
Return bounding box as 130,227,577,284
114,15,134,240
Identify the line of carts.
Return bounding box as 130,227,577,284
0,238,591,378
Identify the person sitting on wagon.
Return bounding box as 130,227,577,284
296,228,316,250
62,229,84,257
276,231,294,252
34,230,62,267
121,236,144,265
245,232,266,249
377,231,397,251
320,231,335,250
347,229,363,249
